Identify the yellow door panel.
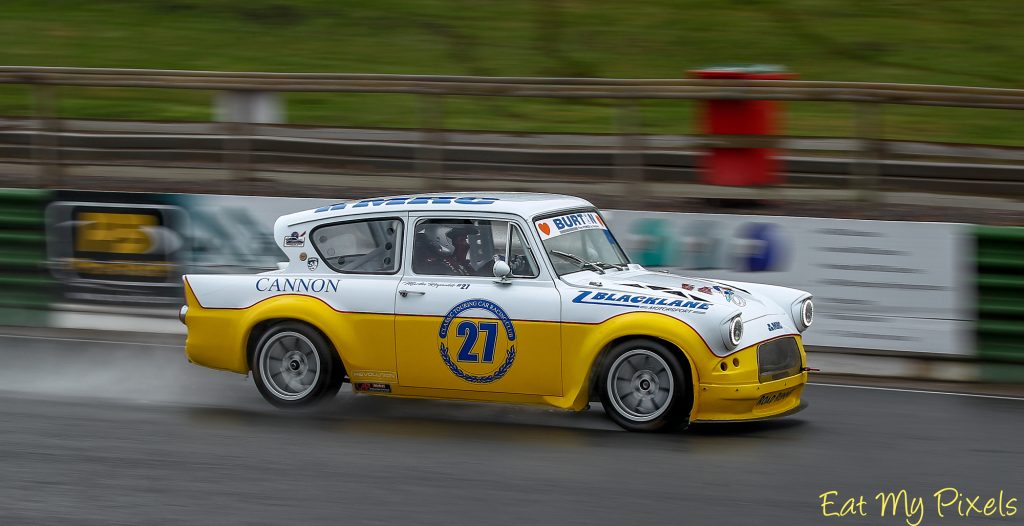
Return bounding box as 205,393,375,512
395,277,563,396
396,315,561,395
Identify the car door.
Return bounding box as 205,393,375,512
305,213,406,386
394,213,562,396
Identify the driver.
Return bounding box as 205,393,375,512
417,223,478,276
444,225,478,275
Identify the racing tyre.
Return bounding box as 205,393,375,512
598,339,690,432
252,322,345,408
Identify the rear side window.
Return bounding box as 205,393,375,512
311,218,403,274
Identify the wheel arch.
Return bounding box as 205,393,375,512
246,316,347,408
246,317,343,369
588,334,698,418
564,311,710,413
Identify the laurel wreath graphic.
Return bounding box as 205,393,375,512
439,343,516,383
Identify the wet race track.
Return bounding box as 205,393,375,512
1,333,1022,525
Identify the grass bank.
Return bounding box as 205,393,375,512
1,0,1021,144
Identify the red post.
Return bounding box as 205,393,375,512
688,65,795,186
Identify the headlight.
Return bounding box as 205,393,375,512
179,305,189,325
792,298,813,331
721,315,743,349
802,299,814,327
730,316,744,346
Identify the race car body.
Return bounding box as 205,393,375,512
181,193,813,431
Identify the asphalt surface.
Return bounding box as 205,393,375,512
1,333,1022,525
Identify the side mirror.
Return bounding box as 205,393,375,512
492,260,512,283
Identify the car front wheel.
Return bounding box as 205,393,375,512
252,322,344,408
598,340,690,432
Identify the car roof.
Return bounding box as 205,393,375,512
280,192,595,227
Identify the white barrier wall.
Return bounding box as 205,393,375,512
602,210,975,356
43,190,975,356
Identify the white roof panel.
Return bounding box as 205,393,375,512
281,192,594,227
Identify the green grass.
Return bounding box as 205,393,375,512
0,0,1022,144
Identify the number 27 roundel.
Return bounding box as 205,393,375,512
438,300,517,384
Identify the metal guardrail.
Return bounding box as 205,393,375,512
2,67,1024,108
1,120,1021,197
0,67,1022,199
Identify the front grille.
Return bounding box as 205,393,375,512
757,337,802,383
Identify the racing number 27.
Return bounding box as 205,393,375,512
455,321,498,363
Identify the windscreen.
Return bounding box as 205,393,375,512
534,210,629,276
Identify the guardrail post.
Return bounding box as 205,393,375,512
216,90,280,184
31,85,61,187
221,121,252,183
615,100,645,207
417,94,446,190
852,101,884,201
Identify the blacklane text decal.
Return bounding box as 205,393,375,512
572,290,710,313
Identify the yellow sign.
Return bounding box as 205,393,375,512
69,258,172,278
75,212,157,255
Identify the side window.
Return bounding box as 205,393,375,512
508,225,539,277
311,218,402,274
413,218,506,277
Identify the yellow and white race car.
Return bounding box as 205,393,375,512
181,193,812,431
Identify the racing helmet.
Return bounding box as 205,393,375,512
422,223,455,256
421,222,478,256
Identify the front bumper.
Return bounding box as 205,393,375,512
693,371,808,422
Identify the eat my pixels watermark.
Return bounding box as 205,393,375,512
819,488,1018,526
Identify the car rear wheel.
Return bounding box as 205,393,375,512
252,322,344,408
598,340,690,432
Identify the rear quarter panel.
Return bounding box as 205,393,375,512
183,274,397,377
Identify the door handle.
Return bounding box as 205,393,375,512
398,289,426,297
